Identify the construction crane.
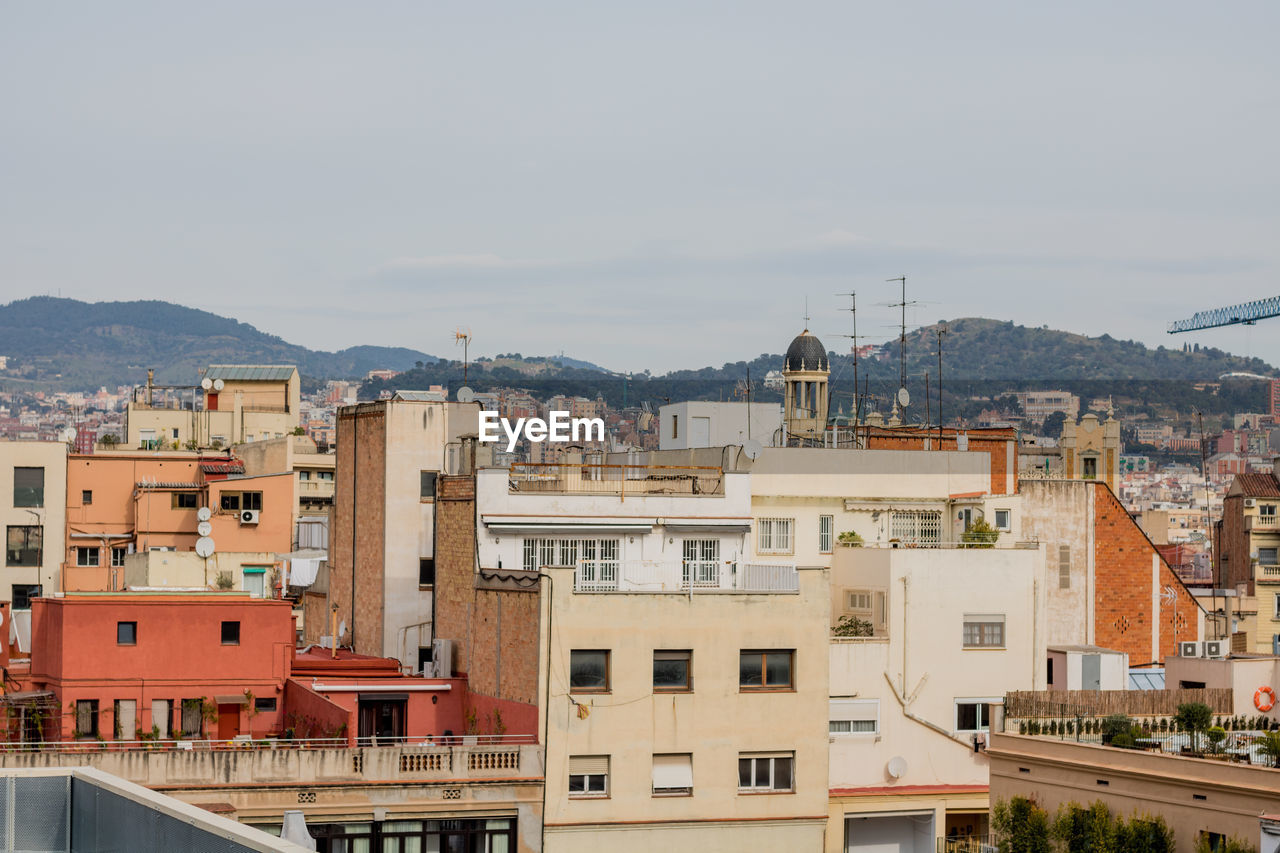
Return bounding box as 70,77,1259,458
1168,295,1280,333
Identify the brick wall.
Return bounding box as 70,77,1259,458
332,405,387,656
1092,484,1199,663
861,427,1016,495
1217,495,1250,592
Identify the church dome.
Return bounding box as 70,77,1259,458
784,331,829,372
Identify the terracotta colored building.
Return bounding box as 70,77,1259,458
860,426,1019,496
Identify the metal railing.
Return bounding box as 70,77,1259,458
1008,727,1275,767
572,560,798,593
0,733,536,753
939,837,996,853
509,463,724,497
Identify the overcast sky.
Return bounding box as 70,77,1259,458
3,2,1279,373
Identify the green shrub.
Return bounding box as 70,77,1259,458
992,797,1052,853
1052,801,1115,853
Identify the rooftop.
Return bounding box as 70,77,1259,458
204,366,297,382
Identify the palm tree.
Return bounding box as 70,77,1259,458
1255,730,1280,768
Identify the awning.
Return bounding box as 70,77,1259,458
213,695,248,706
661,521,751,534
483,520,653,533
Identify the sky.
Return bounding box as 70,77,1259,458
3,2,1280,374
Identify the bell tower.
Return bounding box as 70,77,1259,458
783,330,830,443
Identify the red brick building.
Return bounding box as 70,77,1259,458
860,426,1019,496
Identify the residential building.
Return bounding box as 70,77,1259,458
1217,465,1280,654
125,365,300,449
1012,391,1080,424
236,434,336,524
1058,410,1122,491
1165,653,1280,723
657,401,783,449
1,440,67,607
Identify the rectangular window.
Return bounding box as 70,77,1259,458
652,754,693,796
568,755,609,798
956,700,997,732
76,700,99,738
653,650,692,692
117,621,137,645
11,584,41,610
570,650,610,693
521,537,619,576
829,699,879,735
151,699,171,739
819,515,833,554
111,547,127,568
241,491,262,511
221,621,240,645
420,471,437,500
846,590,872,612
739,650,794,691
13,467,44,508
737,752,793,793
81,490,93,505
671,415,678,439
1262,504,1278,517
757,518,794,554
254,697,277,713
1274,594,1280,620
242,568,266,598
5,525,42,567
172,492,198,509
681,539,719,587
220,492,240,511
180,699,203,737
114,698,136,740
995,509,1010,531
1058,545,1071,590
963,614,1005,648
1262,547,1280,566
419,558,435,586
889,510,942,547
76,546,100,567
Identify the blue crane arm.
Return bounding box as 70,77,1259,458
1168,295,1280,333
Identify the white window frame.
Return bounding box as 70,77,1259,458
829,699,879,736
954,698,1000,733
651,753,693,796
75,546,100,568
818,515,833,554
994,509,1011,531
962,614,1006,649
757,518,794,555
110,547,127,568
568,755,609,798
681,539,720,587
1274,593,1280,620
737,752,794,793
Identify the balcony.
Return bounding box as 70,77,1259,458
298,480,334,500
509,463,724,497
572,560,797,593
1257,564,1280,582
1248,514,1279,530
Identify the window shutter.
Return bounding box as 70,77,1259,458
569,755,609,775
830,699,878,722
1058,545,1071,589
652,754,693,789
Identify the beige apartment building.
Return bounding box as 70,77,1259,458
0,440,67,608
125,365,301,449
1218,466,1280,653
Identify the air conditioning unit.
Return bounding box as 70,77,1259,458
1204,640,1226,659
239,509,260,525
430,638,454,678
1178,641,1200,658
1246,498,1257,508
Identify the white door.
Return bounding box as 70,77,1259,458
690,416,711,447
151,699,170,739
116,700,136,741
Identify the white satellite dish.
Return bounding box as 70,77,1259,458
213,379,225,391
195,537,215,558
742,439,763,460
201,377,213,391
456,386,475,403
886,756,908,779
60,427,77,443
896,387,910,408
197,506,212,522
197,521,212,537
337,620,347,640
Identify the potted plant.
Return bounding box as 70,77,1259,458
836,531,864,548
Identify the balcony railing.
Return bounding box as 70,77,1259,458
509,463,724,497
939,837,996,853
298,480,335,498
1258,564,1280,581
572,560,798,593
1249,514,1279,530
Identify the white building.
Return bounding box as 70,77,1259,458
657,401,783,450
0,440,68,611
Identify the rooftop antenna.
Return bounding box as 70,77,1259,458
803,296,810,331
935,324,948,445
454,328,472,384
833,291,872,433
886,276,917,400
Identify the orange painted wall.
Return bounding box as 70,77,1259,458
30,595,295,739
207,473,294,552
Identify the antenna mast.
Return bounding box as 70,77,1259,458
935,325,948,445
455,328,472,384
886,276,918,415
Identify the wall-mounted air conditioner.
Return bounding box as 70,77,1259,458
1178,641,1200,657
1246,499,1257,508
239,509,260,525
1204,640,1226,659
430,638,454,678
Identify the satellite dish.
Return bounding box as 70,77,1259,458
897,387,911,408
60,427,77,443
195,537,215,558
197,506,212,522
456,386,475,403
886,756,908,779
742,439,763,460
197,521,212,537
213,379,225,391
201,377,213,390
337,620,347,640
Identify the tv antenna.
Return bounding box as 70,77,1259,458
832,291,873,428
886,276,917,399
454,328,472,384
934,324,948,444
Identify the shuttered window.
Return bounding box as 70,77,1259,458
652,754,693,795
1058,545,1071,589
568,755,609,798
829,699,879,734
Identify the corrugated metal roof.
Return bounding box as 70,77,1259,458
1128,668,1165,690
204,365,297,382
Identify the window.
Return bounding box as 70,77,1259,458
75,700,99,738
523,537,620,582
116,621,137,645
963,614,1005,648
242,491,262,511
757,518,794,554
220,492,239,511
1058,545,1071,590
12,584,41,610
568,755,609,798
570,650,610,693
242,568,266,598
956,700,997,732
221,621,240,645
739,650,794,691
738,752,793,793
652,754,693,796
1082,456,1098,479
220,491,261,512
13,467,44,507
671,415,678,439
846,590,872,611
653,650,692,692
172,492,198,509
1262,547,1280,566
317,471,334,482
829,699,879,735
420,471,437,500
114,698,136,739
81,490,93,505
681,539,719,587
889,510,942,547
1263,504,1278,517
180,699,203,737
111,547,127,568
6,525,42,567
418,645,433,673
995,509,1010,531
254,697,277,713
1047,657,1054,685
151,699,171,739
75,546,100,567
419,558,435,586
819,515,833,554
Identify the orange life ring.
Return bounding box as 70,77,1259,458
1255,686,1276,713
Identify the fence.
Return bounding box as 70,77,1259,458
509,463,724,497
573,560,798,593
1004,688,1232,718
